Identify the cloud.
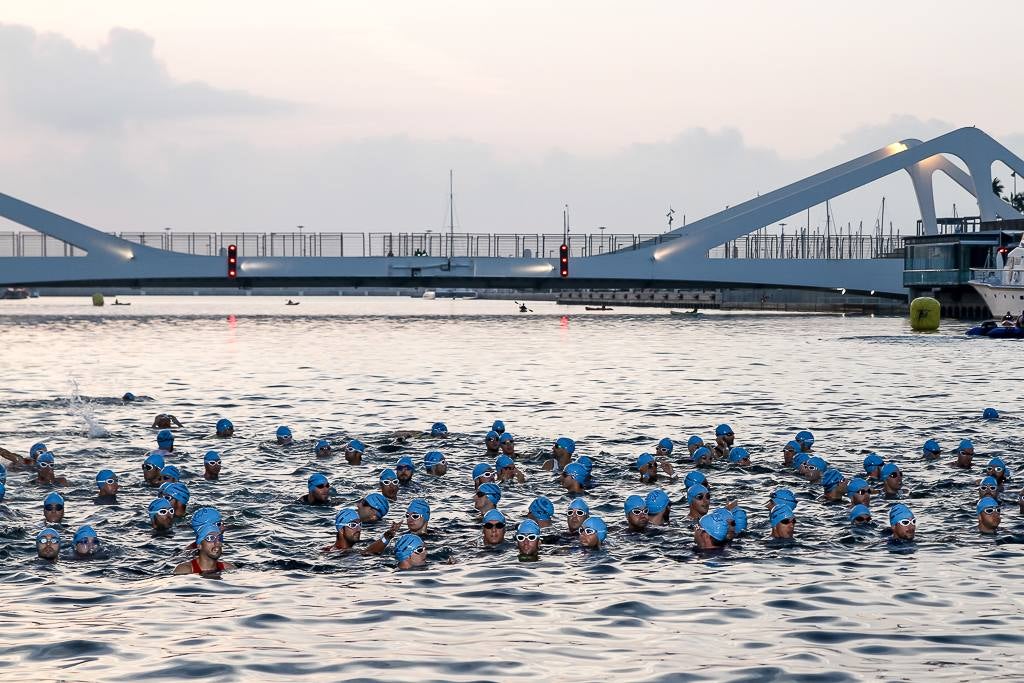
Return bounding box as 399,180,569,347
0,24,292,131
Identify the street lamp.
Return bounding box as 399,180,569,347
598,226,607,254
297,225,304,257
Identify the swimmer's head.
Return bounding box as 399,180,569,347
30,442,47,459
683,471,708,491
156,429,174,448
363,493,390,520
275,426,293,444
728,447,751,465
575,456,594,474
491,420,505,434
424,451,446,474
958,439,974,453
646,489,670,515
477,483,502,507
687,435,704,449
95,469,118,495
691,446,712,466
657,437,674,454
314,440,331,456
394,533,425,565
983,407,999,420
148,497,174,523
888,503,915,539
496,454,514,471
471,463,495,484
636,452,655,471
698,512,729,543
528,496,555,522
36,528,61,559
770,505,795,535
163,482,191,506
406,498,430,530
769,488,797,510
485,430,500,447
849,504,872,525
795,430,814,449
347,439,366,453
793,452,810,470
863,453,884,474
732,507,748,534
204,450,221,466
563,463,588,485
307,472,330,493
821,468,846,493
73,525,100,554
554,437,575,455
396,456,415,482
430,422,448,437
190,507,222,532
498,433,514,444
216,418,234,436
334,508,360,530
715,424,733,438
922,439,942,459
122,392,135,402
579,516,607,546
195,523,223,549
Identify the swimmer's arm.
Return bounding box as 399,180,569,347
169,415,184,427
513,468,527,484
172,562,192,575
659,460,675,477
541,460,553,471
151,417,161,428
363,522,401,555
221,561,237,569
0,446,19,464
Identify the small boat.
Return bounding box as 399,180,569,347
285,300,301,306
1,287,29,300
670,309,703,317
969,235,1024,317
112,299,131,306
585,306,613,311
422,290,437,300
966,320,1024,338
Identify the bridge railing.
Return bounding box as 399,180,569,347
0,230,904,260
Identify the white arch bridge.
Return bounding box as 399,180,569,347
2,127,1022,296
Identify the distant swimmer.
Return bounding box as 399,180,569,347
122,392,136,402
770,505,795,540
847,478,871,507
343,439,366,465
543,437,575,473
94,469,119,503
645,489,671,526
299,473,332,505
203,451,221,480
686,485,710,521
323,509,362,552
34,452,68,486
215,418,234,438
152,414,183,430
314,440,332,458
405,499,430,535
72,526,101,559
141,452,165,487
276,426,294,446
395,457,416,486
516,520,541,561
951,440,974,469
474,483,501,515
148,498,175,532
378,469,399,501
922,439,942,461
526,496,554,529
577,517,607,550
286,299,300,306
36,528,61,563
42,492,65,525
174,524,236,575
694,513,728,551
496,455,526,483
481,509,507,547
484,431,501,455
393,533,428,570
977,497,1001,534
888,504,916,542
712,424,735,459
430,422,449,438
498,433,516,457
424,451,447,476
624,495,649,532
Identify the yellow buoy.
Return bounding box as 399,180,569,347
909,296,940,331
92,293,105,307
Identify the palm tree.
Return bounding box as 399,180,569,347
1012,192,1024,213
993,177,1005,197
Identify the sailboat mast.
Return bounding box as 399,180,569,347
448,169,454,257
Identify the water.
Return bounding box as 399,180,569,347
1,296,1022,681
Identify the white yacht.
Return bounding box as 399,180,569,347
969,235,1024,315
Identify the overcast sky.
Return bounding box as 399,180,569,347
0,1,1021,236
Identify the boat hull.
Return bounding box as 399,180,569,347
968,281,1024,317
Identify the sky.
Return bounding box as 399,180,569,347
0,1,1022,237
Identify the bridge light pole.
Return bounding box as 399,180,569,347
227,244,238,278
559,243,569,278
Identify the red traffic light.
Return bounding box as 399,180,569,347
227,244,238,278
559,243,569,278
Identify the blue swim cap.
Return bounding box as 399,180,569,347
216,418,233,433
683,471,708,490
424,451,445,468
581,516,608,542
863,453,884,472
770,489,797,509
394,533,424,562
471,463,492,480
276,426,292,439
191,507,222,531
732,507,748,534
37,451,54,464
624,494,646,516
43,491,64,507
518,519,541,536
407,498,431,522
563,463,587,483
784,440,801,453
888,503,914,525
122,392,136,401
568,498,590,515
195,523,222,545
977,496,1000,514
958,439,974,452
485,430,499,442
715,424,733,437
699,512,729,542
30,442,47,459
164,482,190,505
36,528,60,544
364,492,390,518
793,452,810,469
156,429,174,446
160,465,181,480
847,477,870,494
555,437,576,454
144,451,165,468
529,496,555,521
148,497,173,519
981,475,999,488
0,463,5,484
983,407,999,420
881,463,901,479
646,489,670,514
0,482,4,500
73,525,98,545
636,453,655,469
498,433,514,444
687,484,710,501
347,439,366,453
728,447,750,463
712,507,734,524
687,436,704,448
496,454,514,470
770,505,795,527
307,473,329,491
691,446,712,463
430,422,448,436
807,456,828,472
478,483,502,506
314,439,331,453
334,508,360,529
821,468,845,492
923,439,941,456
492,420,505,433
483,509,506,525
95,469,117,487
796,430,814,447
849,504,872,522
576,456,594,473
396,456,415,471
204,450,221,463
658,438,674,453
988,457,1007,471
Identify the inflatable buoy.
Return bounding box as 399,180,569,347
909,297,940,331
92,293,105,307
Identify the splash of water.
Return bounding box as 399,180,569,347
67,377,110,438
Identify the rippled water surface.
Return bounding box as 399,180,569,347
1,296,1022,681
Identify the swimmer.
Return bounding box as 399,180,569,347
732,507,748,537
686,436,704,456
36,528,60,562
187,509,224,548
516,519,542,560
655,437,674,460
471,463,496,489
324,509,362,551
712,424,734,458
344,439,366,465
378,469,400,500
863,453,884,481
95,469,119,502
849,504,872,527
646,489,671,526
34,452,68,486
543,437,575,472
394,534,428,570
691,446,713,468
275,426,293,446
484,431,501,455
122,392,135,402
888,503,916,541
491,420,506,436
951,440,974,469
979,476,999,500
713,507,737,541
357,493,390,523
686,485,711,521
728,447,751,467
527,496,555,528
637,452,674,482
215,418,234,438
977,497,1001,534
566,499,590,534
496,454,526,483
43,492,65,524
922,439,942,461
793,452,810,474
983,407,999,420
430,422,448,438
498,433,516,457
475,483,502,514
149,498,175,531
152,414,183,429
300,473,332,505
684,470,710,492
624,494,649,532
72,525,101,559
821,469,848,502
395,456,416,485
795,430,815,453
203,451,221,480
578,517,607,549
405,498,430,535
560,463,587,494
424,451,447,476
0,442,43,469
770,505,796,539
163,482,191,517
848,478,871,507
782,441,800,467
314,440,332,458
154,429,175,454
694,512,728,550
141,452,165,487
881,463,904,499
985,457,1011,488
766,488,797,512
804,456,827,484
482,509,507,546
174,524,236,574
161,465,181,484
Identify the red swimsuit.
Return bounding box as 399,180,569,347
190,558,226,573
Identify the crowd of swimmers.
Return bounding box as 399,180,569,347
0,400,1011,574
